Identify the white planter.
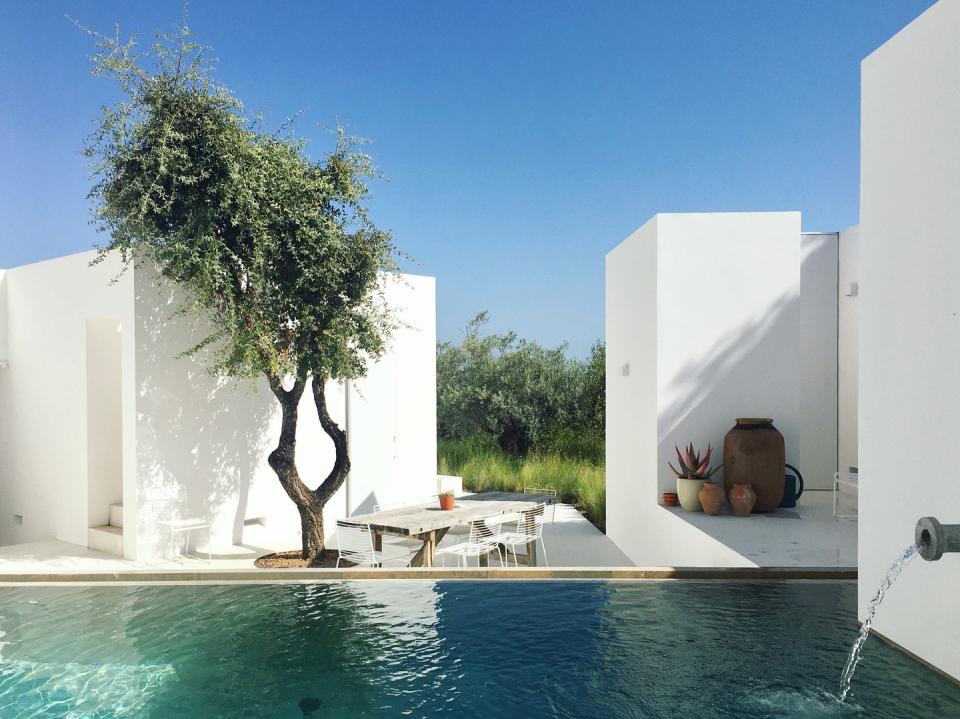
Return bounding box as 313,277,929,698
677,478,705,512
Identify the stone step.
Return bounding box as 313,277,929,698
88,525,123,556
109,503,123,528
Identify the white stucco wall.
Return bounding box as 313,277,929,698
0,249,436,560
0,251,136,548
798,232,839,490
859,0,960,681
606,217,671,563
85,319,124,530
132,265,437,560
0,269,8,365
347,274,438,515
838,225,860,476
606,212,840,567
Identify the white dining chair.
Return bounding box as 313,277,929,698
436,515,504,567
335,520,411,568
494,502,548,567
833,472,859,519
524,486,558,521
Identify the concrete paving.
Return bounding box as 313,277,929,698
0,502,632,575
663,489,857,567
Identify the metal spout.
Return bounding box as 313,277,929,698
915,517,960,561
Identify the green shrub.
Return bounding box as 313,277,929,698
437,314,605,457
438,436,606,532
537,428,605,464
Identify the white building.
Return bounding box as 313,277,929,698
605,212,858,567
606,0,960,682
858,0,960,683
0,250,437,560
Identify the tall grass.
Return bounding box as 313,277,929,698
438,435,606,532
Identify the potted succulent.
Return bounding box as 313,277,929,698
438,490,456,511
668,443,722,512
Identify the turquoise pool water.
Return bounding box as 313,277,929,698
0,581,957,718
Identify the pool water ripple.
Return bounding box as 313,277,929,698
0,581,957,718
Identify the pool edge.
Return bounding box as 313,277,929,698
869,627,960,688
0,565,856,585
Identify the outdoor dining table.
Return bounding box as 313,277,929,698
342,491,553,567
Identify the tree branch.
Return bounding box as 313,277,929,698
311,374,351,503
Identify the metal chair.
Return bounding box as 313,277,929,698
833,472,859,519
494,502,548,567
524,486,558,522
436,515,504,567
335,520,410,568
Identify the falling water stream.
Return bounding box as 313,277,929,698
838,543,920,702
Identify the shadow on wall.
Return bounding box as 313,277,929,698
134,274,279,560
657,290,797,492
656,239,835,558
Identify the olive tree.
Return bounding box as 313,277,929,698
436,313,580,455
82,23,397,561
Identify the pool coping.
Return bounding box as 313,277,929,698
870,627,960,687
0,565,856,584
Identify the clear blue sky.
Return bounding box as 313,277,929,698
0,1,934,356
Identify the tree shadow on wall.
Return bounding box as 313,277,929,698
654,237,845,564
134,271,280,560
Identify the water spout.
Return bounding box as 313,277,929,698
915,517,960,561
838,543,919,701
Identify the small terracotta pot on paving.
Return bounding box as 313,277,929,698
439,494,455,511
729,483,757,517
699,481,726,515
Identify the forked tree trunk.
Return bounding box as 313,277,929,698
297,500,325,562
266,371,351,563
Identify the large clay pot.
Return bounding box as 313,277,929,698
699,482,726,515
723,418,785,512
729,483,757,517
676,478,705,512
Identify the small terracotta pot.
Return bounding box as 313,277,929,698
661,492,679,507
729,483,757,517
699,482,726,515
439,494,455,510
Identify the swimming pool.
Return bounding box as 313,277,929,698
0,580,956,718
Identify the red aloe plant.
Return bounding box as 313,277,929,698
668,443,722,480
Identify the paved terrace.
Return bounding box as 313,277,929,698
661,489,857,567
0,491,856,578
0,501,632,576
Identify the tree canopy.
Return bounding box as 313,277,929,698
84,23,396,384
437,313,604,456
82,21,397,560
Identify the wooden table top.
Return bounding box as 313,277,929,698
342,491,548,536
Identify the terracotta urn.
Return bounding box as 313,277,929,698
729,483,757,517
676,478,705,512
699,481,726,515
723,418,785,512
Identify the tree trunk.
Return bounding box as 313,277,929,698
265,371,352,564
498,422,529,457
312,377,351,503
298,498,325,562
265,372,322,562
